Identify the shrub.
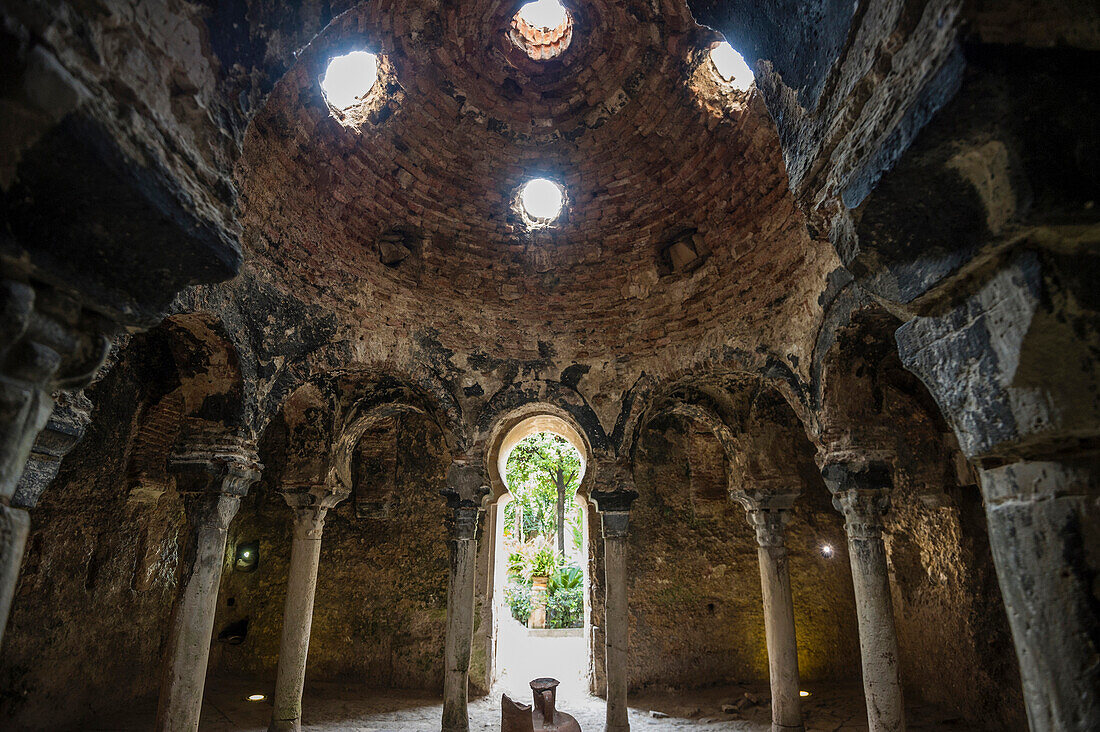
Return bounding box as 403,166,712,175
546,585,584,629
505,581,532,624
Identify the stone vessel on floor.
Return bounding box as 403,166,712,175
502,678,582,732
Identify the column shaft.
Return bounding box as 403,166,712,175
604,532,630,732
757,542,803,731
156,492,241,732
270,515,325,732
0,504,31,644
846,525,905,732
442,508,479,732
979,457,1099,731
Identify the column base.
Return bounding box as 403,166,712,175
607,724,630,732
772,724,805,732
268,718,300,732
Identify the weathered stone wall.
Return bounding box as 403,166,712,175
0,338,182,728
211,411,452,689
627,424,861,689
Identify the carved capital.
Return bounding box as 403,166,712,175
832,488,891,540
732,489,797,547
442,458,489,509
168,428,262,498
592,489,638,539
1,279,110,499
747,508,792,548
821,461,892,540
0,279,111,390
280,483,350,539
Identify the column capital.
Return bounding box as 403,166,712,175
592,489,638,539
832,488,891,540
446,504,481,541
168,429,262,497
441,457,489,509
733,489,798,546
821,461,892,540
280,483,349,539
0,279,113,390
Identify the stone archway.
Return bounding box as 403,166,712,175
484,409,596,702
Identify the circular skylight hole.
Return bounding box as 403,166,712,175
518,0,568,28
520,178,565,223
321,51,379,110
511,0,573,61
710,42,754,91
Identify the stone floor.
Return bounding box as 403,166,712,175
95,679,973,731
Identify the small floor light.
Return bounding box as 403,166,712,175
234,540,260,573
247,694,266,702
820,544,835,559
799,690,811,698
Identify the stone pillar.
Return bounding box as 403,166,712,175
269,485,349,732
156,431,261,732
0,279,108,645
441,460,489,732
895,249,1100,731
735,492,803,732
592,488,638,732
822,462,905,732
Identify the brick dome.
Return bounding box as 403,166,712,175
237,0,835,364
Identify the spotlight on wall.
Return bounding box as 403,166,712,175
820,544,835,559
234,540,260,573
247,693,266,702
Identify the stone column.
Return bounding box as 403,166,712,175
822,462,905,732
895,249,1100,731
592,488,638,732
735,492,803,732
269,485,349,732
156,431,261,732
0,279,109,645
441,460,489,732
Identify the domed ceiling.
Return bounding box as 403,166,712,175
236,0,837,369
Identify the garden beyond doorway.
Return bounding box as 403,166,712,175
493,431,590,700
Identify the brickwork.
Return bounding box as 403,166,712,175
236,0,836,372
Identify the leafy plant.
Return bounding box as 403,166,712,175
529,546,560,578
549,564,583,593
507,535,558,582
546,585,584,629
504,582,532,624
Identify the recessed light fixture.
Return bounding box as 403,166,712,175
820,544,835,558
710,41,754,91
234,540,260,573
247,693,266,702
321,51,379,110
519,178,565,224
799,690,811,698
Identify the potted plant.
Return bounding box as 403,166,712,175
527,546,559,629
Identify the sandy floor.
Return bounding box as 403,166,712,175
94,678,973,731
